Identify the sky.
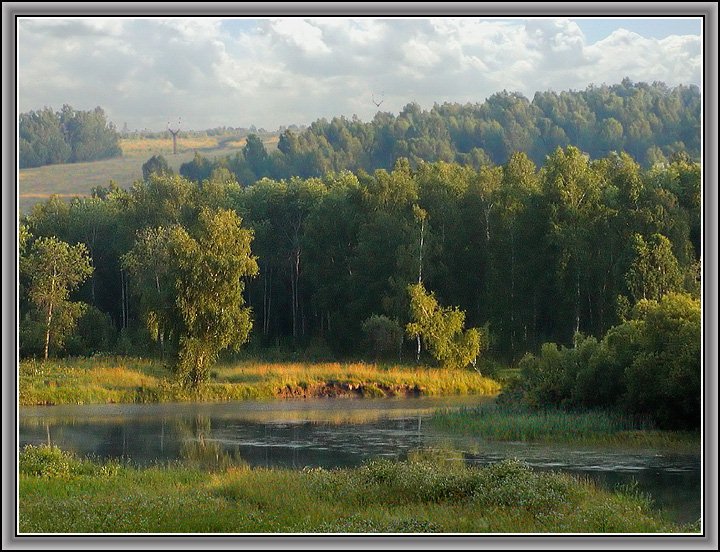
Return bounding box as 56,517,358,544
17,16,703,132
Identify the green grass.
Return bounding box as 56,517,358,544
19,356,501,406
19,445,694,534
431,403,699,449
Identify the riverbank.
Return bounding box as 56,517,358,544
19,444,694,534
19,357,501,406
431,404,699,450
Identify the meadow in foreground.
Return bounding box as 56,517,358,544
19,445,694,534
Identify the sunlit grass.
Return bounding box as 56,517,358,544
19,357,501,406
18,444,694,534
119,136,220,156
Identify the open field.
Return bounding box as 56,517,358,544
18,134,279,213
19,445,692,533
19,357,501,406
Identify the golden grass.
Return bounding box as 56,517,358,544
119,136,221,157
19,357,501,406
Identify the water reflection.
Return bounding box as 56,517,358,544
19,397,700,524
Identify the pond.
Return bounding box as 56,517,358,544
19,397,701,525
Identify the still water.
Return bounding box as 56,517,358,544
19,397,701,525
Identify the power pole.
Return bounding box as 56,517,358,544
167,118,181,155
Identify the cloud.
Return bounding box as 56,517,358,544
18,17,702,131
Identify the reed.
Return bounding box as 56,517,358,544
430,403,699,448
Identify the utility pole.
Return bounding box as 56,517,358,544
167,118,181,155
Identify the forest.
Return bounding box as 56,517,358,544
19,104,122,168
19,144,700,425
178,80,700,185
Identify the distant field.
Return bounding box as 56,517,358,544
18,134,279,214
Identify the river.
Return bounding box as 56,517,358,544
19,396,701,525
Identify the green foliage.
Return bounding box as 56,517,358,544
361,315,403,361
626,233,683,302
20,453,685,533
20,142,700,366
624,293,701,429
181,81,699,189
21,235,93,359
124,207,258,388
19,445,81,478
406,283,485,369
141,154,172,181
20,105,121,168
506,292,700,429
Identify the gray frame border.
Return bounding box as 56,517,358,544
3,2,717,550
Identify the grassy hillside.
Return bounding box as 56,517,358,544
18,134,278,213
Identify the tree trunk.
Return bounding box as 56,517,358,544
44,300,53,360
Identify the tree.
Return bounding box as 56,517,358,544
142,154,172,181
122,226,179,358
623,292,700,429
171,208,259,387
22,236,93,359
406,283,485,370
362,315,403,361
625,233,683,302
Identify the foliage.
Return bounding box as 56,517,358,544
178,80,699,189
20,148,700,363
406,283,485,369
123,207,258,387
361,314,403,361
141,154,172,181
21,235,93,359
505,293,700,429
20,105,121,168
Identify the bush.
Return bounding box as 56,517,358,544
362,314,403,361
507,292,700,429
20,445,81,477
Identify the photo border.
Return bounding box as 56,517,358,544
3,2,717,549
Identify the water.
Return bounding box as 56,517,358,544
19,397,701,525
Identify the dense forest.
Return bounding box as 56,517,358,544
179,80,700,186
19,105,122,168
20,148,700,363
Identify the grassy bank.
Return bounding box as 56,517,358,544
431,404,699,449
19,357,501,406
19,445,693,534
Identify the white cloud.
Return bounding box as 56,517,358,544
18,17,702,131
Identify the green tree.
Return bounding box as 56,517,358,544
172,208,258,387
406,283,484,370
142,154,172,181
22,236,93,359
362,314,403,361
625,233,683,302
624,293,700,429
122,226,179,358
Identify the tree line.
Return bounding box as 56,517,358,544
20,147,700,371
179,79,700,186
19,105,122,168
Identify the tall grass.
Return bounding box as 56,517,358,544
19,444,693,534
431,403,699,448
19,357,501,406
